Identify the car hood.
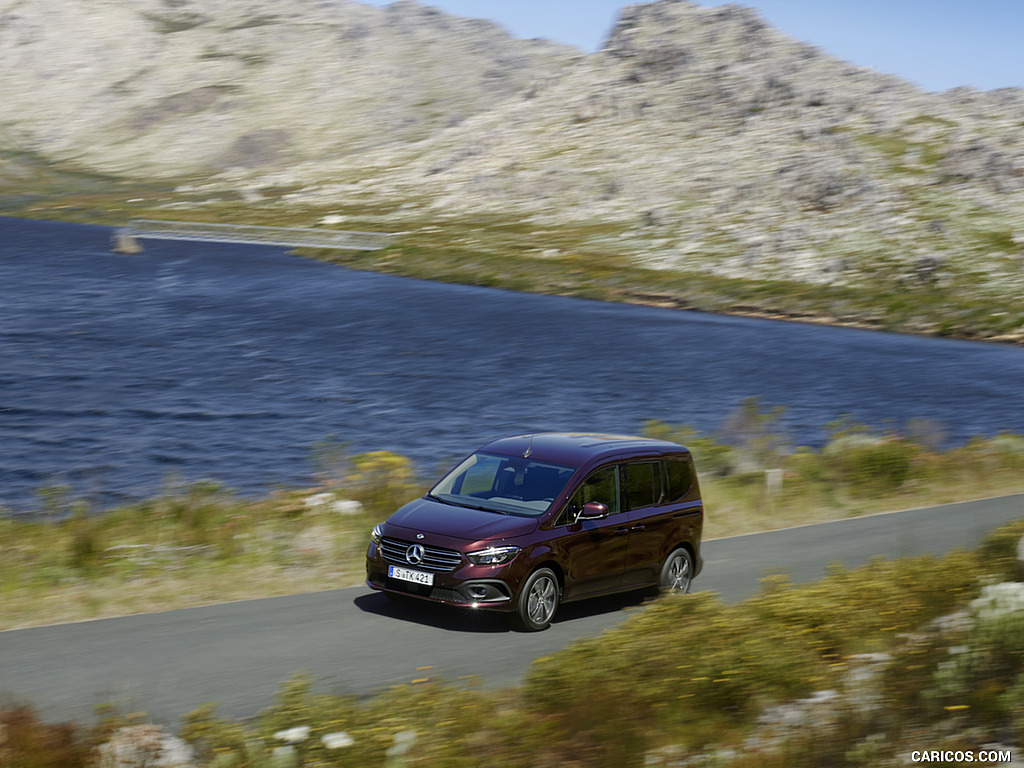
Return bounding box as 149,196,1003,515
386,497,537,542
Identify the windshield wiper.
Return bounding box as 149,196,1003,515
425,492,455,506
428,493,508,515
459,501,509,514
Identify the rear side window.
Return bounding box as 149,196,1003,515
664,457,693,501
622,461,660,511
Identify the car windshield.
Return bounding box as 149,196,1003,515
429,452,577,517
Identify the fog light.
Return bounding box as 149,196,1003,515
468,585,489,600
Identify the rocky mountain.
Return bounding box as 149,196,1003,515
2,0,1023,312
253,1,1024,293
0,0,576,175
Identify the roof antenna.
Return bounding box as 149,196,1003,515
523,434,534,458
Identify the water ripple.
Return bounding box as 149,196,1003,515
2,216,1023,510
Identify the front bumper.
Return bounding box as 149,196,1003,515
366,541,515,610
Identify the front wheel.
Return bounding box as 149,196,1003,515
509,567,560,631
658,547,694,595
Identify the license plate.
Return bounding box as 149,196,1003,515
388,565,434,586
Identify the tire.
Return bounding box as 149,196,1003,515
657,547,694,595
509,567,560,631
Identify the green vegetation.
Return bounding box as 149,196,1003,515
4,520,1023,767
0,448,420,631
3,176,1023,343
646,401,1024,537
3,405,1024,631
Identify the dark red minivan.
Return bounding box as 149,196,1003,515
365,433,703,630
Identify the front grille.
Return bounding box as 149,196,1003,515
381,537,462,572
385,578,432,596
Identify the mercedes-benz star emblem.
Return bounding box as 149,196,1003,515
406,544,425,565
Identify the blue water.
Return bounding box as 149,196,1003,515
1,216,1022,510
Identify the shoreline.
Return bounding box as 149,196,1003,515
611,287,1024,346
5,210,1024,347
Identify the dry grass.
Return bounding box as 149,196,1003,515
1,450,420,630
702,465,1024,539
1,563,360,631
4,435,1023,631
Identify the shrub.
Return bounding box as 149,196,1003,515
179,702,252,763
882,523,1024,739
641,419,734,475
717,396,791,471
974,518,1024,582
823,434,920,496
922,581,1024,734
748,550,980,656
345,450,419,514
956,433,1024,480
968,581,1024,680
66,506,103,573
158,481,237,547
525,593,827,764
1002,672,1024,747
181,674,508,768
0,706,92,768
980,433,1024,476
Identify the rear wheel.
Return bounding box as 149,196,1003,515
658,547,693,595
509,567,560,631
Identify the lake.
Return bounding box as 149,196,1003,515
2,216,1022,510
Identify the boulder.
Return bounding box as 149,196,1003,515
96,724,194,768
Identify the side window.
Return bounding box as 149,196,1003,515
560,465,619,524
664,458,692,501
622,462,659,511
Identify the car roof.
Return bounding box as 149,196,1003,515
478,432,690,468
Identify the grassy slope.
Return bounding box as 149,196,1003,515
5,174,1024,344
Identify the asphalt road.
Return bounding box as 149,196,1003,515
2,495,1022,725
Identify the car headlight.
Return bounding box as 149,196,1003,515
467,545,520,565
370,524,383,544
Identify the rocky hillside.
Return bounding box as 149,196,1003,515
2,0,1023,326
0,0,576,175
248,1,1024,295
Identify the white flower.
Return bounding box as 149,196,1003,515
271,744,296,764
971,582,1024,620
322,731,354,749
329,499,363,515
274,726,311,743
304,492,336,509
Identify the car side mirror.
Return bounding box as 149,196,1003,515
579,501,609,520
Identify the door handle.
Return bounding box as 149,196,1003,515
614,527,630,535
631,525,646,531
